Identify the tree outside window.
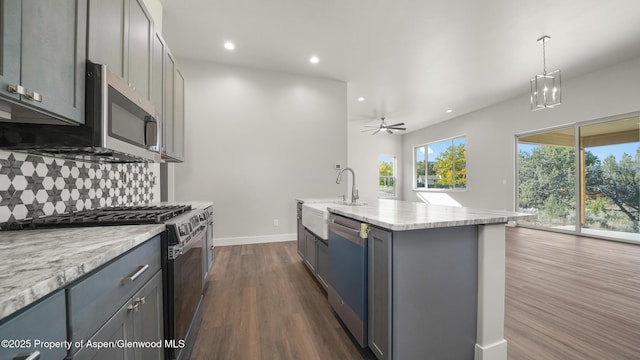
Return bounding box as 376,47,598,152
379,156,396,197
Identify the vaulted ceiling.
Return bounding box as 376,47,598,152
160,0,640,132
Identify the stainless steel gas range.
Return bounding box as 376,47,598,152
2,203,213,360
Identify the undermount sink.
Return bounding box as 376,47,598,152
302,201,368,240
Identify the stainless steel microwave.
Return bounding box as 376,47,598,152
0,61,160,162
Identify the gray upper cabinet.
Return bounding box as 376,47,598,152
87,0,152,101
127,0,151,100
0,0,87,124
87,0,126,78
161,48,185,162
174,68,185,160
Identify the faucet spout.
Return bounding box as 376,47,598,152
336,167,359,204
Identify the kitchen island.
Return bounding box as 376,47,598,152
327,199,533,360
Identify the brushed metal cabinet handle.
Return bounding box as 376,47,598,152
13,351,40,360
122,264,150,284
25,90,42,102
7,84,27,96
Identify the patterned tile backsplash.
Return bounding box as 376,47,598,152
0,150,158,223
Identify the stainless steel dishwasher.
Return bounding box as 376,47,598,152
327,212,368,347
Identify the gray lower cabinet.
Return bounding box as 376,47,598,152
0,0,87,124
304,229,317,272
316,239,329,290
71,272,164,360
367,225,479,359
296,202,305,257
0,290,67,360
368,227,392,360
68,235,163,359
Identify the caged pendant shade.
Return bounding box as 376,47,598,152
531,35,561,110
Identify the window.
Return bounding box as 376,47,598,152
414,136,466,190
379,156,396,197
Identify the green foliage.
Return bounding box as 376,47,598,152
518,145,576,225
585,149,639,231
519,144,639,232
433,144,467,188
379,161,393,177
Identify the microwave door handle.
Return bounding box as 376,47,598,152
144,116,158,149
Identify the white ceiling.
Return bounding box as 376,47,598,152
160,0,640,132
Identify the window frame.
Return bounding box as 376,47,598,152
413,135,467,192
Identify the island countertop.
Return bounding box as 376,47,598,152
0,224,165,320
327,199,534,231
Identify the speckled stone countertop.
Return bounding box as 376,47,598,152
328,199,535,231
0,224,165,320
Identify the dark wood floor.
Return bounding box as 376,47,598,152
505,227,640,360
192,227,640,360
191,241,370,360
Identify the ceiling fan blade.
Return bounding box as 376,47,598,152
361,128,376,132
388,126,406,130
387,122,405,127
372,129,381,135
386,129,393,134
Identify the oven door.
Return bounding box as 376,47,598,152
167,227,205,360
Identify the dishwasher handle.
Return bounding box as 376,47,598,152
329,218,366,247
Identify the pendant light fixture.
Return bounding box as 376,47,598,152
530,35,561,110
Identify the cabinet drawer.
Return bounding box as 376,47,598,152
0,290,66,360
68,235,161,344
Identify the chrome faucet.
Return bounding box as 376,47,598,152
336,167,359,204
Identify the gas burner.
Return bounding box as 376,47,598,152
1,204,192,230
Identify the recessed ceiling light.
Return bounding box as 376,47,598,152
224,41,235,50
309,56,319,64
357,97,365,102
446,109,453,113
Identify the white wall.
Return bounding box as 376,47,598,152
141,0,163,32
347,121,403,202
401,56,640,210
174,60,347,242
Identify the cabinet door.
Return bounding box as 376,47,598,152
173,67,185,160
0,0,22,102
127,0,151,100
316,239,329,291
20,0,87,123
296,204,305,258
304,229,317,272
133,271,164,360
163,51,175,155
87,0,126,78
71,299,136,360
368,227,392,360
151,32,165,120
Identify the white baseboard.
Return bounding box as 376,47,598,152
214,233,297,246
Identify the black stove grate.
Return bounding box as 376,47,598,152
1,205,192,230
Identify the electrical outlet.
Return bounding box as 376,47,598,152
335,163,341,170
273,219,279,227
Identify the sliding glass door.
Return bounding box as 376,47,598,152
517,114,639,242
517,128,577,231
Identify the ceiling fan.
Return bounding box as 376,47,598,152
361,117,406,135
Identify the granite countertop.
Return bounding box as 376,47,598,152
295,197,345,204
0,224,165,320
328,199,535,231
